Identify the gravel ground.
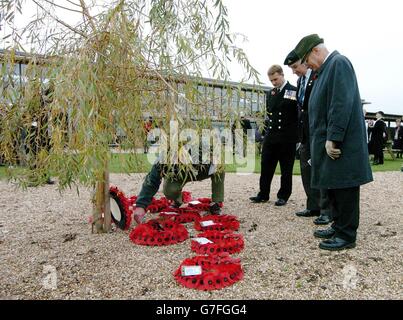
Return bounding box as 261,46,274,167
0,171,402,300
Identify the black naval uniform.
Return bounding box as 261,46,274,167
258,82,298,202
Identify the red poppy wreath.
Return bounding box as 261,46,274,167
159,207,201,224
194,215,240,232
191,230,244,255
188,198,223,211
129,218,189,246
174,254,243,291
109,186,132,230
146,197,171,213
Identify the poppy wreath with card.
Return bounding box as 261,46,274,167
188,198,223,211
194,215,240,232
188,201,210,211
174,254,244,291
109,186,133,230
191,230,244,255
159,208,201,224
129,218,189,246
149,191,194,214
146,197,172,213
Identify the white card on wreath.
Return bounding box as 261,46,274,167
200,220,215,227
162,212,179,215
189,200,202,205
193,237,214,245
181,266,202,276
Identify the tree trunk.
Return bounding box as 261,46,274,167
103,169,111,232
92,164,111,233
93,178,105,233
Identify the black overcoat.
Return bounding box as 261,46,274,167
308,51,373,189
368,119,387,154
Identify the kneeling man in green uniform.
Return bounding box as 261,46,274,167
132,161,224,225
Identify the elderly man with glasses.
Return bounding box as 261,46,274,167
292,34,373,251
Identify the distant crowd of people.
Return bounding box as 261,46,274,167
365,111,403,164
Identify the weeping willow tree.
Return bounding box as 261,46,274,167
0,0,259,233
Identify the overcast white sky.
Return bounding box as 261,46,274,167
2,0,402,115
224,0,403,115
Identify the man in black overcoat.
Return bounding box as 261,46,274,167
293,34,373,250
368,111,387,164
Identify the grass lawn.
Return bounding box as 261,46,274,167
1,153,402,180
111,153,403,175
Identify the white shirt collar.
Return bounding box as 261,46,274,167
278,80,287,92
323,52,332,65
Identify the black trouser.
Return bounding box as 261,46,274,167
319,189,332,218
259,139,296,201
299,142,321,211
329,187,360,242
374,147,384,164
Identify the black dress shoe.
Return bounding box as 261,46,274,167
313,227,335,239
209,202,222,215
319,237,356,251
295,209,320,217
274,199,287,206
314,214,332,225
250,195,269,203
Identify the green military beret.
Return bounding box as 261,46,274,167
294,34,324,62
283,49,300,66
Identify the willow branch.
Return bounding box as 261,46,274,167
65,0,82,8
31,0,88,39
79,0,97,33
41,0,83,14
